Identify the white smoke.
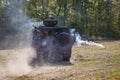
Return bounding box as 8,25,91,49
1,0,38,76
70,29,105,48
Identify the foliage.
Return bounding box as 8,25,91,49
0,0,120,39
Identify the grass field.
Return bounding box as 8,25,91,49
0,41,120,80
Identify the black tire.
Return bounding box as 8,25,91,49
55,32,74,50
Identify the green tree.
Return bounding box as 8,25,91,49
1,0,120,40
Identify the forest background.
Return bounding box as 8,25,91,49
0,0,120,45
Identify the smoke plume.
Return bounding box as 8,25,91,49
70,29,105,48
0,0,37,76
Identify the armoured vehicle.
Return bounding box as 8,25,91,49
31,18,75,66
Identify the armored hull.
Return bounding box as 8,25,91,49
31,19,75,66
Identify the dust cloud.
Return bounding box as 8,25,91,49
6,48,36,76
0,0,37,77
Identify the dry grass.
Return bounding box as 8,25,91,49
0,41,120,80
